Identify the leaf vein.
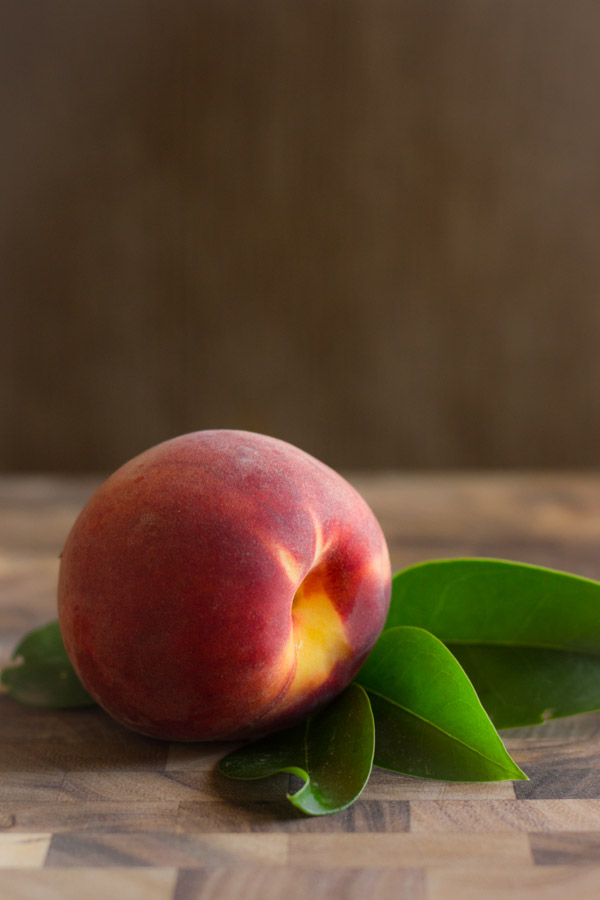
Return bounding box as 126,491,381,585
358,684,520,779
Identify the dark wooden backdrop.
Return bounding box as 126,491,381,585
2,1,600,472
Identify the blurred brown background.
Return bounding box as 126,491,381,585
2,0,600,473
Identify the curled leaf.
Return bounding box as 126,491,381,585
219,683,375,815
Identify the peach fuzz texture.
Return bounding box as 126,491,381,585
58,431,391,741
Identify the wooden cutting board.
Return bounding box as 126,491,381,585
2,472,600,899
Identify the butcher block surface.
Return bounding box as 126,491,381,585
2,472,600,899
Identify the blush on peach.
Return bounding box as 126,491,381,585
58,430,391,741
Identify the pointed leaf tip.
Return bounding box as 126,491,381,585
356,626,526,782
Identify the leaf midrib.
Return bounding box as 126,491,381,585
356,682,520,779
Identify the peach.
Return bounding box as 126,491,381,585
57,431,391,741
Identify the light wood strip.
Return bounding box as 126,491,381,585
45,833,289,868
0,834,50,869
362,771,516,800
410,800,600,833
0,803,180,834
174,866,425,900
0,867,177,900
426,864,600,900
57,770,290,803
165,742,241,772
358,472,600,533
288,833,532,869
0,556,61,664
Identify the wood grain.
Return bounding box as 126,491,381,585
287,833,532,869
529,832,600,865
359,772,516,801
0,869,178,900
0,834,50,868
426,866,600,900
44,833,289,869
409,800,600,833
174,867,426,900
0,803,181,835
176,800,410,834
3,473,600,899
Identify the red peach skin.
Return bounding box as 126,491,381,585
58,431,391,741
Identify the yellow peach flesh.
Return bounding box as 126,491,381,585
271,578,352,719
291,585,352,695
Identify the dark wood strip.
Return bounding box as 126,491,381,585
514,765,600,800
45,832,288,868
0,771,65,803
530,832,600,865
505,713,600,798
0,697,149,744
0,740,168,774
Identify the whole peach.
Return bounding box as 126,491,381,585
58,431,391,741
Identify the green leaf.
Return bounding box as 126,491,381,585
387,558,600,729
448,644,600,730
219,683,375,815
355,626,526,782
1,621,95,708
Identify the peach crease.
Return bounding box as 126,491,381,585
286,580,352,699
